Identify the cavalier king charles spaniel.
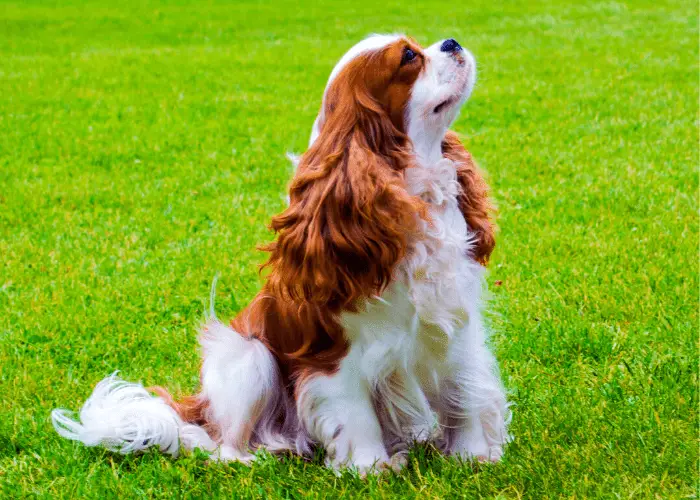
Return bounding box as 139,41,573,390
53,34,511,474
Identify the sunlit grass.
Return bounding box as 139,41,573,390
0,0,697,497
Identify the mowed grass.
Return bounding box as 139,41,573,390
0,0,697,497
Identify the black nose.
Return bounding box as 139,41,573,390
440,38,462,53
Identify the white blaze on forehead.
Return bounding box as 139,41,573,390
309,34,403,147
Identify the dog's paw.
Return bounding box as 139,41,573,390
453,445,503,463
351,451,406,476
325,439,395,476
208,444,255,464
449,420,507,463
450,433,503,463
384,451,408,472
450,403,511,464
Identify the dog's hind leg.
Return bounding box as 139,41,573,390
195,320,300,461
51,320,293,462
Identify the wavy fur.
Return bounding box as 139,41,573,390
52,34,510,474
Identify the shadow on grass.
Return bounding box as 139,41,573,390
0,434,24,458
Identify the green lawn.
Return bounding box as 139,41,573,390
0,0,697,498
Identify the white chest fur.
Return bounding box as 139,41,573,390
338,159,487,440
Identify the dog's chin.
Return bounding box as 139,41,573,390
432,87,470,124
433,68,473,118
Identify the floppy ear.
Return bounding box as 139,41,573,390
263,107,424,311
442,131,496,265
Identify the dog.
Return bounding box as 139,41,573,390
53,34,511,474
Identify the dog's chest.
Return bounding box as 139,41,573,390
401,160,484,336
340,160,485,389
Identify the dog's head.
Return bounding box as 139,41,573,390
265,35,483,311
309,35,476,154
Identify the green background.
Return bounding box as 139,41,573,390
0,0,697,497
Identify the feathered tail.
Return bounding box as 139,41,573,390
51,278,222,457
51,277,302,460
51,373,216,456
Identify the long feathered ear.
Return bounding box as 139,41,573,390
442,131,496,265
263,97,424,311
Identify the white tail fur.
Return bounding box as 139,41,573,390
51,277,221,457
51,373,216,456
52,278,304,460
208,273,220,321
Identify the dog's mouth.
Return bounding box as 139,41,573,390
432,97,455,114
432,73,471,115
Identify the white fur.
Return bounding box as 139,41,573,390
298,157,511,469
297,35,510,471
51,373,216,457
51,320,306,462
198,319,306,459
52,35,509,472
407,40,477,165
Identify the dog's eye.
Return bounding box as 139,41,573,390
401,48,417,66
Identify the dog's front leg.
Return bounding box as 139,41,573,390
297,360,393,475
441,314,511,462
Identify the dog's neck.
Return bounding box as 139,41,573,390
410,126,450,168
